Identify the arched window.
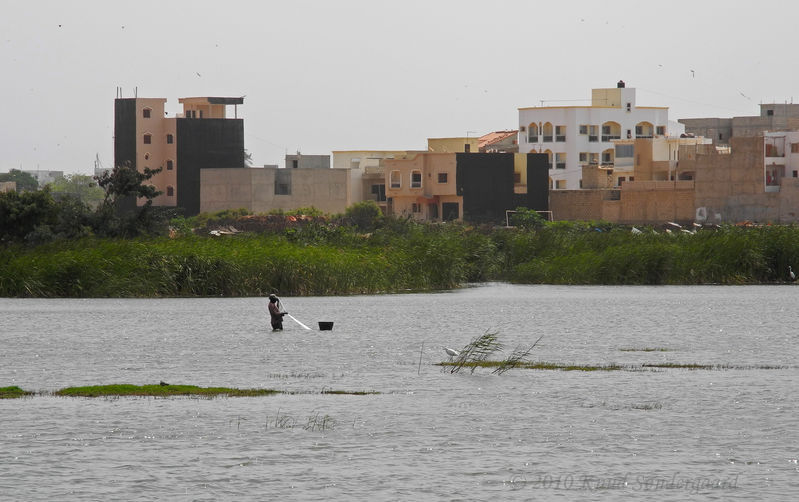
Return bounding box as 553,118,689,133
390,170,401,189
528,123,539,143
542,122,553,142
166,134,174,144
601,122,621,142
544,149,553,169
635,122,653,138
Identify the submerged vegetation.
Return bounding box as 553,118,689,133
2,383,379,399
3,197,799,297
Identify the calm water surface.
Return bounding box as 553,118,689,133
2,284,798,500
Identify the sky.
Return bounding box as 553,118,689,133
2,0,798,175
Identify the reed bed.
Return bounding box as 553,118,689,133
2,221,799,297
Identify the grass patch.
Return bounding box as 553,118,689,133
0,386,33,399
320,389,379,395
54,384,281,398
439,361,626,371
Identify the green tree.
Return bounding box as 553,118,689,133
92,163,168,237
49,174,104,208
0,169,39,192
0,187,58,242
509,206,546,230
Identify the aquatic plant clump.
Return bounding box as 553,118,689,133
54,384,281,398
0,386,33,399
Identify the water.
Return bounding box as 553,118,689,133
2,284,798,500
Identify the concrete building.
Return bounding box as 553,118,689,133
610,135,712,186
385,152,549,223
332,150,424,214
114,96,245,216
285,154,330,169
679,104,799,146
518,81,670,190
200,167,351,215
427,137,479,153
1,182,15,193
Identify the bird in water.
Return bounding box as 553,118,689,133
443,347,459,359
789,266,796,282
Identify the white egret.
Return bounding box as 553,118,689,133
789,266,796,282
443,347,459,358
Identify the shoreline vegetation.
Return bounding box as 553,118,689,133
2,204,799,298
1,384,378,399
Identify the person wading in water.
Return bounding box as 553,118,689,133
268,294,288,331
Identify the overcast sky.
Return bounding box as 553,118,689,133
2,0,797,175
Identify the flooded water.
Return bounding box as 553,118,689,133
2,284,798,500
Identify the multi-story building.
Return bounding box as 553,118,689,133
680,104,799,146
385,152,549,223
284,154,330,169
518,81,670,190
114,96,245,216
332,150,424,213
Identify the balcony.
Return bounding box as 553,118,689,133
588,135,598,142
555,163,566,169
555,135,566,142
601,135,621,142
543,135,553,142
528,135,538,143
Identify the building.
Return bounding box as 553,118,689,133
114,96,245,216
610,135,712,186
200,167,351,215
679,103,799,146
1,182,15,193
284,154,330,169
518,81,670,190
427,137,479,153
478,130,518,153
385,152,549,223
332,150,424,213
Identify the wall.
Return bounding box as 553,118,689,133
285,154,330,169
427,138,478,153
201,167,351,215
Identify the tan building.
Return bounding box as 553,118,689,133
1,181,16,193
385,153,462,221
552,135,799,225
200,167,351,215
332,150,423,213
679,103,799,145
427,137,479,153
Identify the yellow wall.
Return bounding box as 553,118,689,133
385,153,461,221
591,88,622,107
427,137,479,153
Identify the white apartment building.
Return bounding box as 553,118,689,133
518,82,670,189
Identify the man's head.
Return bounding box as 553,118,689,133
269,294,278,303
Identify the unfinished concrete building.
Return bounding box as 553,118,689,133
679,103,799,146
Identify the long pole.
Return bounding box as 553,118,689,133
278,299,311,330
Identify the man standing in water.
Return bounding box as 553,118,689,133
268,294,287,331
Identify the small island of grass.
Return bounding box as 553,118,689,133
0,386,33,399
54,384,281,398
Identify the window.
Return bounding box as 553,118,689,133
719,133,723,141
166,134,173,144
793,170,798,178
371,184,386,202
629,176,634,182
590,153,599,164
579,152,588,162
411,170,422,188
615,145,634,158
390,170,401,189
412,203,421,213
626,102,631,112
513,172,521,183
144,153,150,160
292,159,298,168
143,134,151,144
555,126,566,142
464,144,471,153
350,158,361,169
579,179,583,188
166,160,174,170
166,186,174,197
579,125,588,135
555,179,567,189
142,108,151,118
603,151,613,163
618,176,626,186
555,153,566,169
588,125,599,142
792,143,799,153
767,109,774,116
274,170,291,195
437,172,448,183
656,126,666,135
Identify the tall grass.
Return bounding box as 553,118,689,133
2,222,798,297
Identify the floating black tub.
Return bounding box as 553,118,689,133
318,321,334,331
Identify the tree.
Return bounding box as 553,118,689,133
0,169,39,192
92,163,168,237
0,187,58,242
49,174,104,208
509,206,546,230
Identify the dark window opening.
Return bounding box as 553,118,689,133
166,160,174,170
143,134,151,144
767,109,774,116
166,134,173,144
143,108,151,118
292,159,298,168
437,172,448,183
371,184,386,202
275,170,291,195
167,186,174,196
